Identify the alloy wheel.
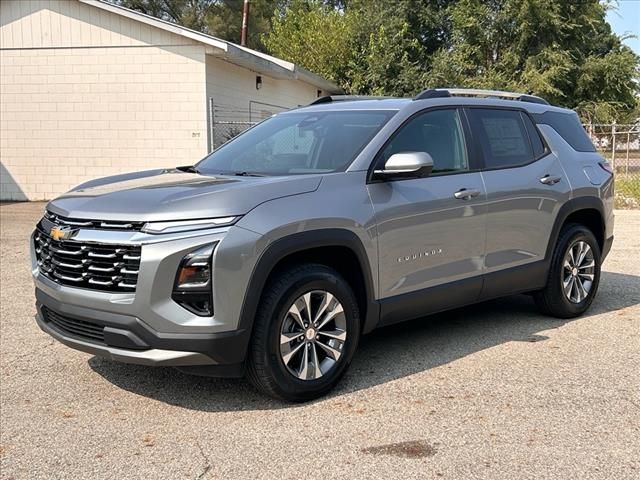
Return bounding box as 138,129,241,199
562,240,595,303
279,290,347,381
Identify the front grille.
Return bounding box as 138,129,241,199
44,210,144,231
34,227,141,292
44,307,105,344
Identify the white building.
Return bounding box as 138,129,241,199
0,0,340,200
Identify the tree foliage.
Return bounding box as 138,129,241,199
112,0,639,122
115,0,285,50
264,0,639,122
263,0,354,85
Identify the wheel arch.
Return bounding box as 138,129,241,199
546,196,606,261
238,229,380,343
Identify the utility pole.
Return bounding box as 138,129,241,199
241,0,250,46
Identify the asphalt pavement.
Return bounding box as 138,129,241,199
1,202,638,479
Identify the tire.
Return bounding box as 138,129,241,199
534,223,601,318
246,264,360,402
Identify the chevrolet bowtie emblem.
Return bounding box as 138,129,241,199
50,226,73,241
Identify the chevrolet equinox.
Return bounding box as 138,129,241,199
32,88,614,401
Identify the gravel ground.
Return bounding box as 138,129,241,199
1,202,639,480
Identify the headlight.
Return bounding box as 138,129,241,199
141,217,238,234
172,243,216,316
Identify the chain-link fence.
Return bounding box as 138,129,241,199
209,100,290,150
585,123,640,208
211,120,256,150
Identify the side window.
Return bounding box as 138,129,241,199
380,109,469,174
521,112,546,158
468,108,534,169
531,111,596,152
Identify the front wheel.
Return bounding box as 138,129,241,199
535,224,601,318
246,264,360,402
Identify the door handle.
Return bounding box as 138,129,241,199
540,174,561,185
453,188,481,200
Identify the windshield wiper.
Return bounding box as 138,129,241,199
176,165,200,174
233,171,267,177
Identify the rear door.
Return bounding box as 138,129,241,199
465,107,571,297
367,107,487,324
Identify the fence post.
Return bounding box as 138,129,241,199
625,130,630,175
208,97,215,153
611,122,616,171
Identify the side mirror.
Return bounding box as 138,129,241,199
374,152,434,179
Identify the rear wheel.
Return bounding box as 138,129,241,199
535,224,601,318
246,264,360,402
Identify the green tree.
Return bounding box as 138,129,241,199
115,0,284,50
264,0,638,121
116,0,214,32
205,0,287,51
431,0,639,120
263,0,453,95
263,0,356,86
346,0,453,96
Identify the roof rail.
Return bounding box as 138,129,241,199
308,95,394,105
413,89,451,100
414,88,549,105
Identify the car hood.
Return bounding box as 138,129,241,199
47,169,323,222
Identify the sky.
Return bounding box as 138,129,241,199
606,0,640,54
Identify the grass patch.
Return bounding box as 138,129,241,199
615,174,640,209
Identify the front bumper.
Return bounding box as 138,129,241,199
35,288,248,375
30,220,262,377
35,311,212,367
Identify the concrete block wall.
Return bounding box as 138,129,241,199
0,45,208,200
0,0,208,200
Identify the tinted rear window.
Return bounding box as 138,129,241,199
531,111,596,152
468,108,534,169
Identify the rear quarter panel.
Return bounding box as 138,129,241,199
538,124,614,242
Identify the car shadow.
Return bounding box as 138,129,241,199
88,271,639,412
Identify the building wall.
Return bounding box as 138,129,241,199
205,55,322,148
0,0,208,200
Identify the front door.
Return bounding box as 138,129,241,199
367,108,487,324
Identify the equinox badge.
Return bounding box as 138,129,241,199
397,248,443,263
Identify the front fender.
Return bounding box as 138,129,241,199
237,228,380,336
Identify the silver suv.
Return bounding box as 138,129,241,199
32,88,614,401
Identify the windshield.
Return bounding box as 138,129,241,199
197,110,395,176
